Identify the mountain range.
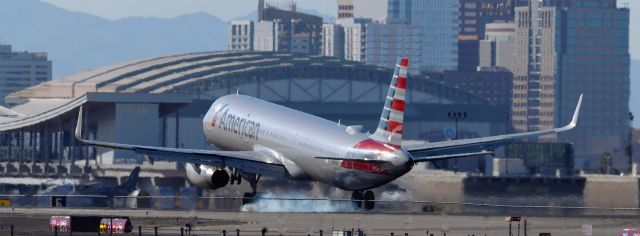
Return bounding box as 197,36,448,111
0,0,227,78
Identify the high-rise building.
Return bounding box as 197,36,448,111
458,0,516,72
228,21,254,51
254,21,280,51
512,1,561,135
557,0,630,169
338,0,389,23
321,24,344,58
512,0,630,169
478,22,516,70
365,23,423,75
337,0,354,18
337,18,369,62
388,0,460,72
259,4,323,55
333,0,458,72
0,44,52,105
459,0,515,40
232,1,323,54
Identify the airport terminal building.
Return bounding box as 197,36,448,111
0,51,508,178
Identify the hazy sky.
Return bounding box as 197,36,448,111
40,0,338,20
41,0,638,59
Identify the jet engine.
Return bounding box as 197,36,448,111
185,163,229,189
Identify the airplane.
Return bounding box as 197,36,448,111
0,105,25,118
40,167,140,206
75,57,582,210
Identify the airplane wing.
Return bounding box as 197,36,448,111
405,94,582,162
0,105,25,118
74,107,287,178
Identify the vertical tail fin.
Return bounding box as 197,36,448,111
121,166,141,191
371,57,408,148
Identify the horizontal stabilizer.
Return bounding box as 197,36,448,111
412,150,494,162
315,156,386,163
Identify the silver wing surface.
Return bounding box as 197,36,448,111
0,105,25,118
74,107,287,178
406,94,583,162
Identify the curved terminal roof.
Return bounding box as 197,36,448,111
8,51,487,101
1,51,490,131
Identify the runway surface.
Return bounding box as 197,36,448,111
0,208,638,236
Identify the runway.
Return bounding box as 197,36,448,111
0,207,636,236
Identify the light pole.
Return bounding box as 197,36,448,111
505,113,510,134
448,111,467,173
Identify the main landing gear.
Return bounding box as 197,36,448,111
241,173,261,205
352,190,375,210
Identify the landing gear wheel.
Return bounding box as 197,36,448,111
364,190,375,211
351,191,364,209
240,173,261,206
242,192,256,205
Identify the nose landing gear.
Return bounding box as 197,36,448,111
351,190,375,210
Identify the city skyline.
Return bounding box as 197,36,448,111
0,0,640,229
40,0,639,59
1,0,637,128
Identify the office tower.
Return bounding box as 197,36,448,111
512,0,562,135
337,0,354,18
0,44,52,105
322,24,345,58
257,2,323,54
459,0,516,71
254,21,280,52
388,0,460,72
478,22,516,70
337,18,369,62
228,21,254,51
338,0,389,22
512,0,630,169
365,23,423,75
557,0,630,169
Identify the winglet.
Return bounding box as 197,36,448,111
559,94,582,131
0,106,25,118
75,106,84,142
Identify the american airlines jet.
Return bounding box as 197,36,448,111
75,57,582,210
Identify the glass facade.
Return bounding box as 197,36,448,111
557,4,630,169
387,0,459,72
0,44,52,105
512,0,630,170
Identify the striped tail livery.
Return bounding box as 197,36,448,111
371,56,408,148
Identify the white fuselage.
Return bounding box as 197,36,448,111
202,94,413,191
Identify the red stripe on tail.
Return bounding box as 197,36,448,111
387,121,403,134
391,99,405,112
396,77,407,89
400,57,408,67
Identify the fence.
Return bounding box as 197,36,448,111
4,225,485,236
1,194,640,216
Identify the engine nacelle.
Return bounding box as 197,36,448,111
185,163,229,190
